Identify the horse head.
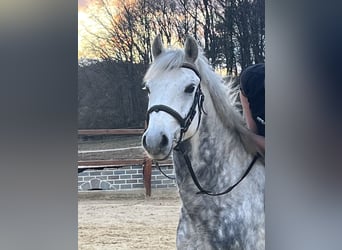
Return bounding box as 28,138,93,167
142,35,203,160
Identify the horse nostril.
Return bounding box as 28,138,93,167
160,134,169,148
142,135,147,148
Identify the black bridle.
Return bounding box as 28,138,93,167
146,63,204,145
146,86,205,146
145,63,260,196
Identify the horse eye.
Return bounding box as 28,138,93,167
143,86,150,94
184,85,195,93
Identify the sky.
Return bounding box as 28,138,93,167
78,0,91,59
78,0,100,59
78,0,91,10
78,0,121,59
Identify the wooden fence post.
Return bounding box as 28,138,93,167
143,156,152,197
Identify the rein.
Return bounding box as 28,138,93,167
146,63,259,196
155,161,175,180
175,143,260,196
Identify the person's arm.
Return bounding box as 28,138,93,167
240,91,258,133
240,91,265,156
251,133,265,157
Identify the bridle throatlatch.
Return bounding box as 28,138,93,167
145,63,259,196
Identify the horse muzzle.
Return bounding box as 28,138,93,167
142,129,173,161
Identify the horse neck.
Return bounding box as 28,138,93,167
173,86,251,192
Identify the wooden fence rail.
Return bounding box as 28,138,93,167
78,129,145,135
78,129,172,196
78,159,144,167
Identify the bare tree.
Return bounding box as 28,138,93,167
79,0,265,129
249,0,265,63
82,0,264,71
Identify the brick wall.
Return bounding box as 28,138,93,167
78,165,176,191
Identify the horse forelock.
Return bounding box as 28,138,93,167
144,49,185,83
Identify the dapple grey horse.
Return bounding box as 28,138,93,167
142,35,265,250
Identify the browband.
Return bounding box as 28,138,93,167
181,63,201,80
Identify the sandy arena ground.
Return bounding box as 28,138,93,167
78,189,181,250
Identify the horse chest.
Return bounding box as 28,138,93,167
177,198,255,250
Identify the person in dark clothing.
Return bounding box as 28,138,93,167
239,63,265,156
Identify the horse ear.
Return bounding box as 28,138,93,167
152,34,164,59
184,36,199,63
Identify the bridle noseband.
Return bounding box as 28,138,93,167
145,63,260,196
